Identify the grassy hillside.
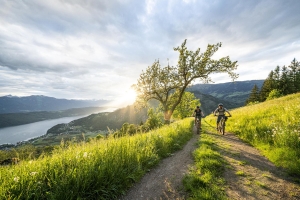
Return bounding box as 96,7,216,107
0,118,193,199
204,92,300,175
46,105,148,135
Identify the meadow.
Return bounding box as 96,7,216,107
1,93,299,199
0,119,193,199
204,92,300,176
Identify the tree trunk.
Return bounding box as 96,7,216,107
164,110,173,124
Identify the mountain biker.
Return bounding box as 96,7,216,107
192,106,204,128
213,103,232,129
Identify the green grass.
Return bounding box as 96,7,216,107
204,93,300,175
0,118,193,200
183,133,228,200
236,171,246,176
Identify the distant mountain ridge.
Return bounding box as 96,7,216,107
0,95,109,114
188,80,264,109
46,80,265,135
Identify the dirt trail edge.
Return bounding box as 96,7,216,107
120,128,199,200
120,128,300,200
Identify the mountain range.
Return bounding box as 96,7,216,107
0,95,109,114
0,80,264,131
46,80,265,134
188,79,264,114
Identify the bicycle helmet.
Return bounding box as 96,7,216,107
218,103,223,106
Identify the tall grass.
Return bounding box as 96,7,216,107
0,118,193,200
205,93,300,175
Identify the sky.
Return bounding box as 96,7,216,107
0,0,299,107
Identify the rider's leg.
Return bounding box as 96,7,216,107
216,116,221,129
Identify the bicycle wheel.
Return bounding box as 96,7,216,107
220,119,225,135
217,122,221,134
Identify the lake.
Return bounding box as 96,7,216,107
0,116,87,145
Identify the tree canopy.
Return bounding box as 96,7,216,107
172,92,200,119
133,39,238,123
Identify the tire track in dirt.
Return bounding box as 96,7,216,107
212,131,300,200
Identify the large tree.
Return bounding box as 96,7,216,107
279,65,289,95
245,84,260,105
287,58,300,93
133,39,238,123
259,71,275,101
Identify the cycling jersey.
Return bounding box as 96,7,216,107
214,107,228,116
194,109,202,117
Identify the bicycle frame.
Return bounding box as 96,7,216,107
195,117,201,134
217,115,230,135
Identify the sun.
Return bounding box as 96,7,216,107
122,88,137,105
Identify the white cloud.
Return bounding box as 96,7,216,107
0,0,299,105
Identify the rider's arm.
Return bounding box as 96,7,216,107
225,109,232,116
213,108,218,116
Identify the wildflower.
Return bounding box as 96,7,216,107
14,177,20,182
83,152,88,158
30,172,38,176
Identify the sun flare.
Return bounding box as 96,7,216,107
123,88,137,104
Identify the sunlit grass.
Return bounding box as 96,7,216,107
254,181,267,188
237,161,247,166
0,118,193,199
183,133,227,200
236,171,246,176
205,93,300,175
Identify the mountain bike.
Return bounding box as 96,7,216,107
195,116,203,134
216,115,230,135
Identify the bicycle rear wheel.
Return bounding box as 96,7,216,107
218,119,225,135
221,120,225,135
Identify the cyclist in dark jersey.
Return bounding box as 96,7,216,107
192,106,204,128
213,103,232,129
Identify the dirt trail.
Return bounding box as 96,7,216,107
120,128,300,200
217,132,300,200
120,129,199,200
